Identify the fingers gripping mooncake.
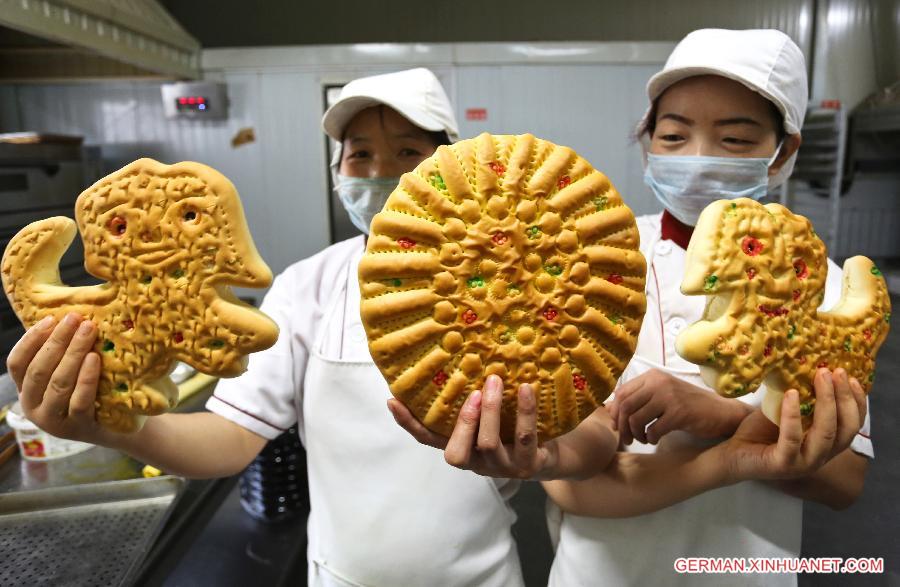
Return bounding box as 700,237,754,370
676,198,891,426
359,133,646,442
1,159,279,433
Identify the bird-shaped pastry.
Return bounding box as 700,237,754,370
2,158,279,433
676,198,890,425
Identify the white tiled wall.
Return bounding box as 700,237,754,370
0,47,666,304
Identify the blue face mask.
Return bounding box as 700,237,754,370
643,146,781,226
334,174,401,234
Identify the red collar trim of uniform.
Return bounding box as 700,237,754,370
660,210,694,250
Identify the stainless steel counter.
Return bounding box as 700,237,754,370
0,373,309,586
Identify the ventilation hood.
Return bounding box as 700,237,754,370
0,0,200,81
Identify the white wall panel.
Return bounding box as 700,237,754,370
1,43,669,304
811,0,881,109
455,64,660,216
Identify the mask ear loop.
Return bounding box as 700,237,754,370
767,140,784,167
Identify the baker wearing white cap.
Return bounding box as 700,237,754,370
542,29,873,587
211,68,524,586
323,68,460,234
389,30,873,587
4,68,524,587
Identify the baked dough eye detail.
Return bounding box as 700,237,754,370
359,133,647,442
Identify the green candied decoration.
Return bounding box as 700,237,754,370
733,384,745,395
171,268,185,278
703,274,718,292
499,330,513,343
868,373,875,383
467,275,485,288
209,339,225,349
430,174,446,191
593,195,608,211
526,226,542,239
725,202,738,217
843,338,852,352
799,402,813,416
787,324,796,340
386,278,402,287
507,284,521,295
141,275,152,284
885,312,892,323
871,265,882,276
706,350,721,363
608,314,622,325
102,340,115,352
115,382,128,392
544,263,563,276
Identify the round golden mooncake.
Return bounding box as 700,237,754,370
359,133,647,442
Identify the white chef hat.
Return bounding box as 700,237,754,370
323,67,459,177
638,29,809,188
323,68,459,143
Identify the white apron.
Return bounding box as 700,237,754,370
546,218,801,587
302,254,524,587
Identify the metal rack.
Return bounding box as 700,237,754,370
779,106,848,255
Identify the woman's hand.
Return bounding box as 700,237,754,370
389,374,561,479
722,368,867,482
6,312,108,445
390,374,619,480
608,369,752,445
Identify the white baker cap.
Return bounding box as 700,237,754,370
322,68,459,143
639,29,809,188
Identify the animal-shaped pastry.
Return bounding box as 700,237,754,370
2,158,279,433
676,198,890,425
359,133,646,442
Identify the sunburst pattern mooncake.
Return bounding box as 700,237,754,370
359,133,646,442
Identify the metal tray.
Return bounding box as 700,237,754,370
0,476,185,586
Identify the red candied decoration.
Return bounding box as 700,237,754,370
817,361,829,369
397,237,416,249
491,231,508,246
607,273,624,285
798,355,807,365
488,161,505,175
758,305,789,317
123,319,134,331
746,268,757,280
173,332,184,343
557,176,572,190
432,370,449,386
741,236,764,256
462,309,478,324
793,259,809,280
763,344,773,358
792,289,801,302
863,329,872,341
572,373,586,391
108,216,127,236
542,306,558,321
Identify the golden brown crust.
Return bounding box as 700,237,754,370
359,133,646,442
1,158,279,433
676,198,891,425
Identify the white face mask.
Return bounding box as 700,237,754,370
643,145,782,226
334,174,400,234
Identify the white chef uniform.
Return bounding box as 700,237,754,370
209,236,524,587
546,213,874,587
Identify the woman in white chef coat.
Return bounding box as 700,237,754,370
7,68,525,587
393,30,874,586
